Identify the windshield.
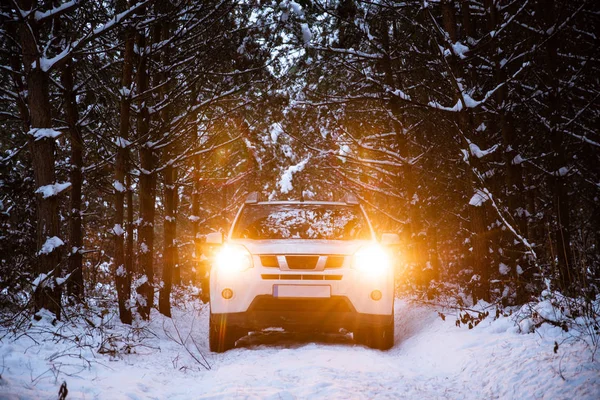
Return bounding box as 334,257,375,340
231,204,372,240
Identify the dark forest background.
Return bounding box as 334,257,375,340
0,0,598,325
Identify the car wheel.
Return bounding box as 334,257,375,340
353,327,369,346
354,314,394,350
375,320,394,350
209,313,242,353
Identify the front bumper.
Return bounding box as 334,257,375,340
209,253,394,329
212,295,393,332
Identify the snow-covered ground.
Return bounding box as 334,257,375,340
1,298,598,399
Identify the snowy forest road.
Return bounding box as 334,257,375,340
110,300,597,400
1,299,598,399
186,300,597,400
196,301,469,399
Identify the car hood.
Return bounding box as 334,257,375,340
229,239,372,255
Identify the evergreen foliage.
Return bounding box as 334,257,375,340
0,0,598,323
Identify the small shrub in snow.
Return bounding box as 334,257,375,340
515,291,600,343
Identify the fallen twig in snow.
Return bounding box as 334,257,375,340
163,314,211,370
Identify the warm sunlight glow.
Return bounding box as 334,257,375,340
352,244,391,277
214,244,253,274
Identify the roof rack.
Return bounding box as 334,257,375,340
342,193,359,205
245,192,259,204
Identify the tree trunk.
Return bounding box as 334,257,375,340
6,23,29,132
471,202,490,303
158,16,175,316
441,0,490,303
483,0,529,304
136,26,155,320
61,60,84,300
126,171,135,275
543,0,573,292
114,5,135,323
191,129,201,283
190,106,204,287
460,0,474,38
441,0,457,42
172,167,180,286
378,15,427,285
18,0,62,319
159,158,175,317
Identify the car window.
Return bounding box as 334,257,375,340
232,204,371,240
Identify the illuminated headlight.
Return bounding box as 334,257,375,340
352,244,391,276
214,244,253,273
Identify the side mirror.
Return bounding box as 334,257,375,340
206,232,223,245
381,233,400,246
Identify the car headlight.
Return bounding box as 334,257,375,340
214,243,253,274
352,244,391,276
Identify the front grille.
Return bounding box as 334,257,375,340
259,255,347,270
261,274,343,281
325,256,345,269
260,255,279,268
286,255,319,270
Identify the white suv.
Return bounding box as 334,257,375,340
207,193,398,352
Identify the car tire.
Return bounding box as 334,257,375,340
375,319,395,350
209,312,242,353
354,314,394,350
